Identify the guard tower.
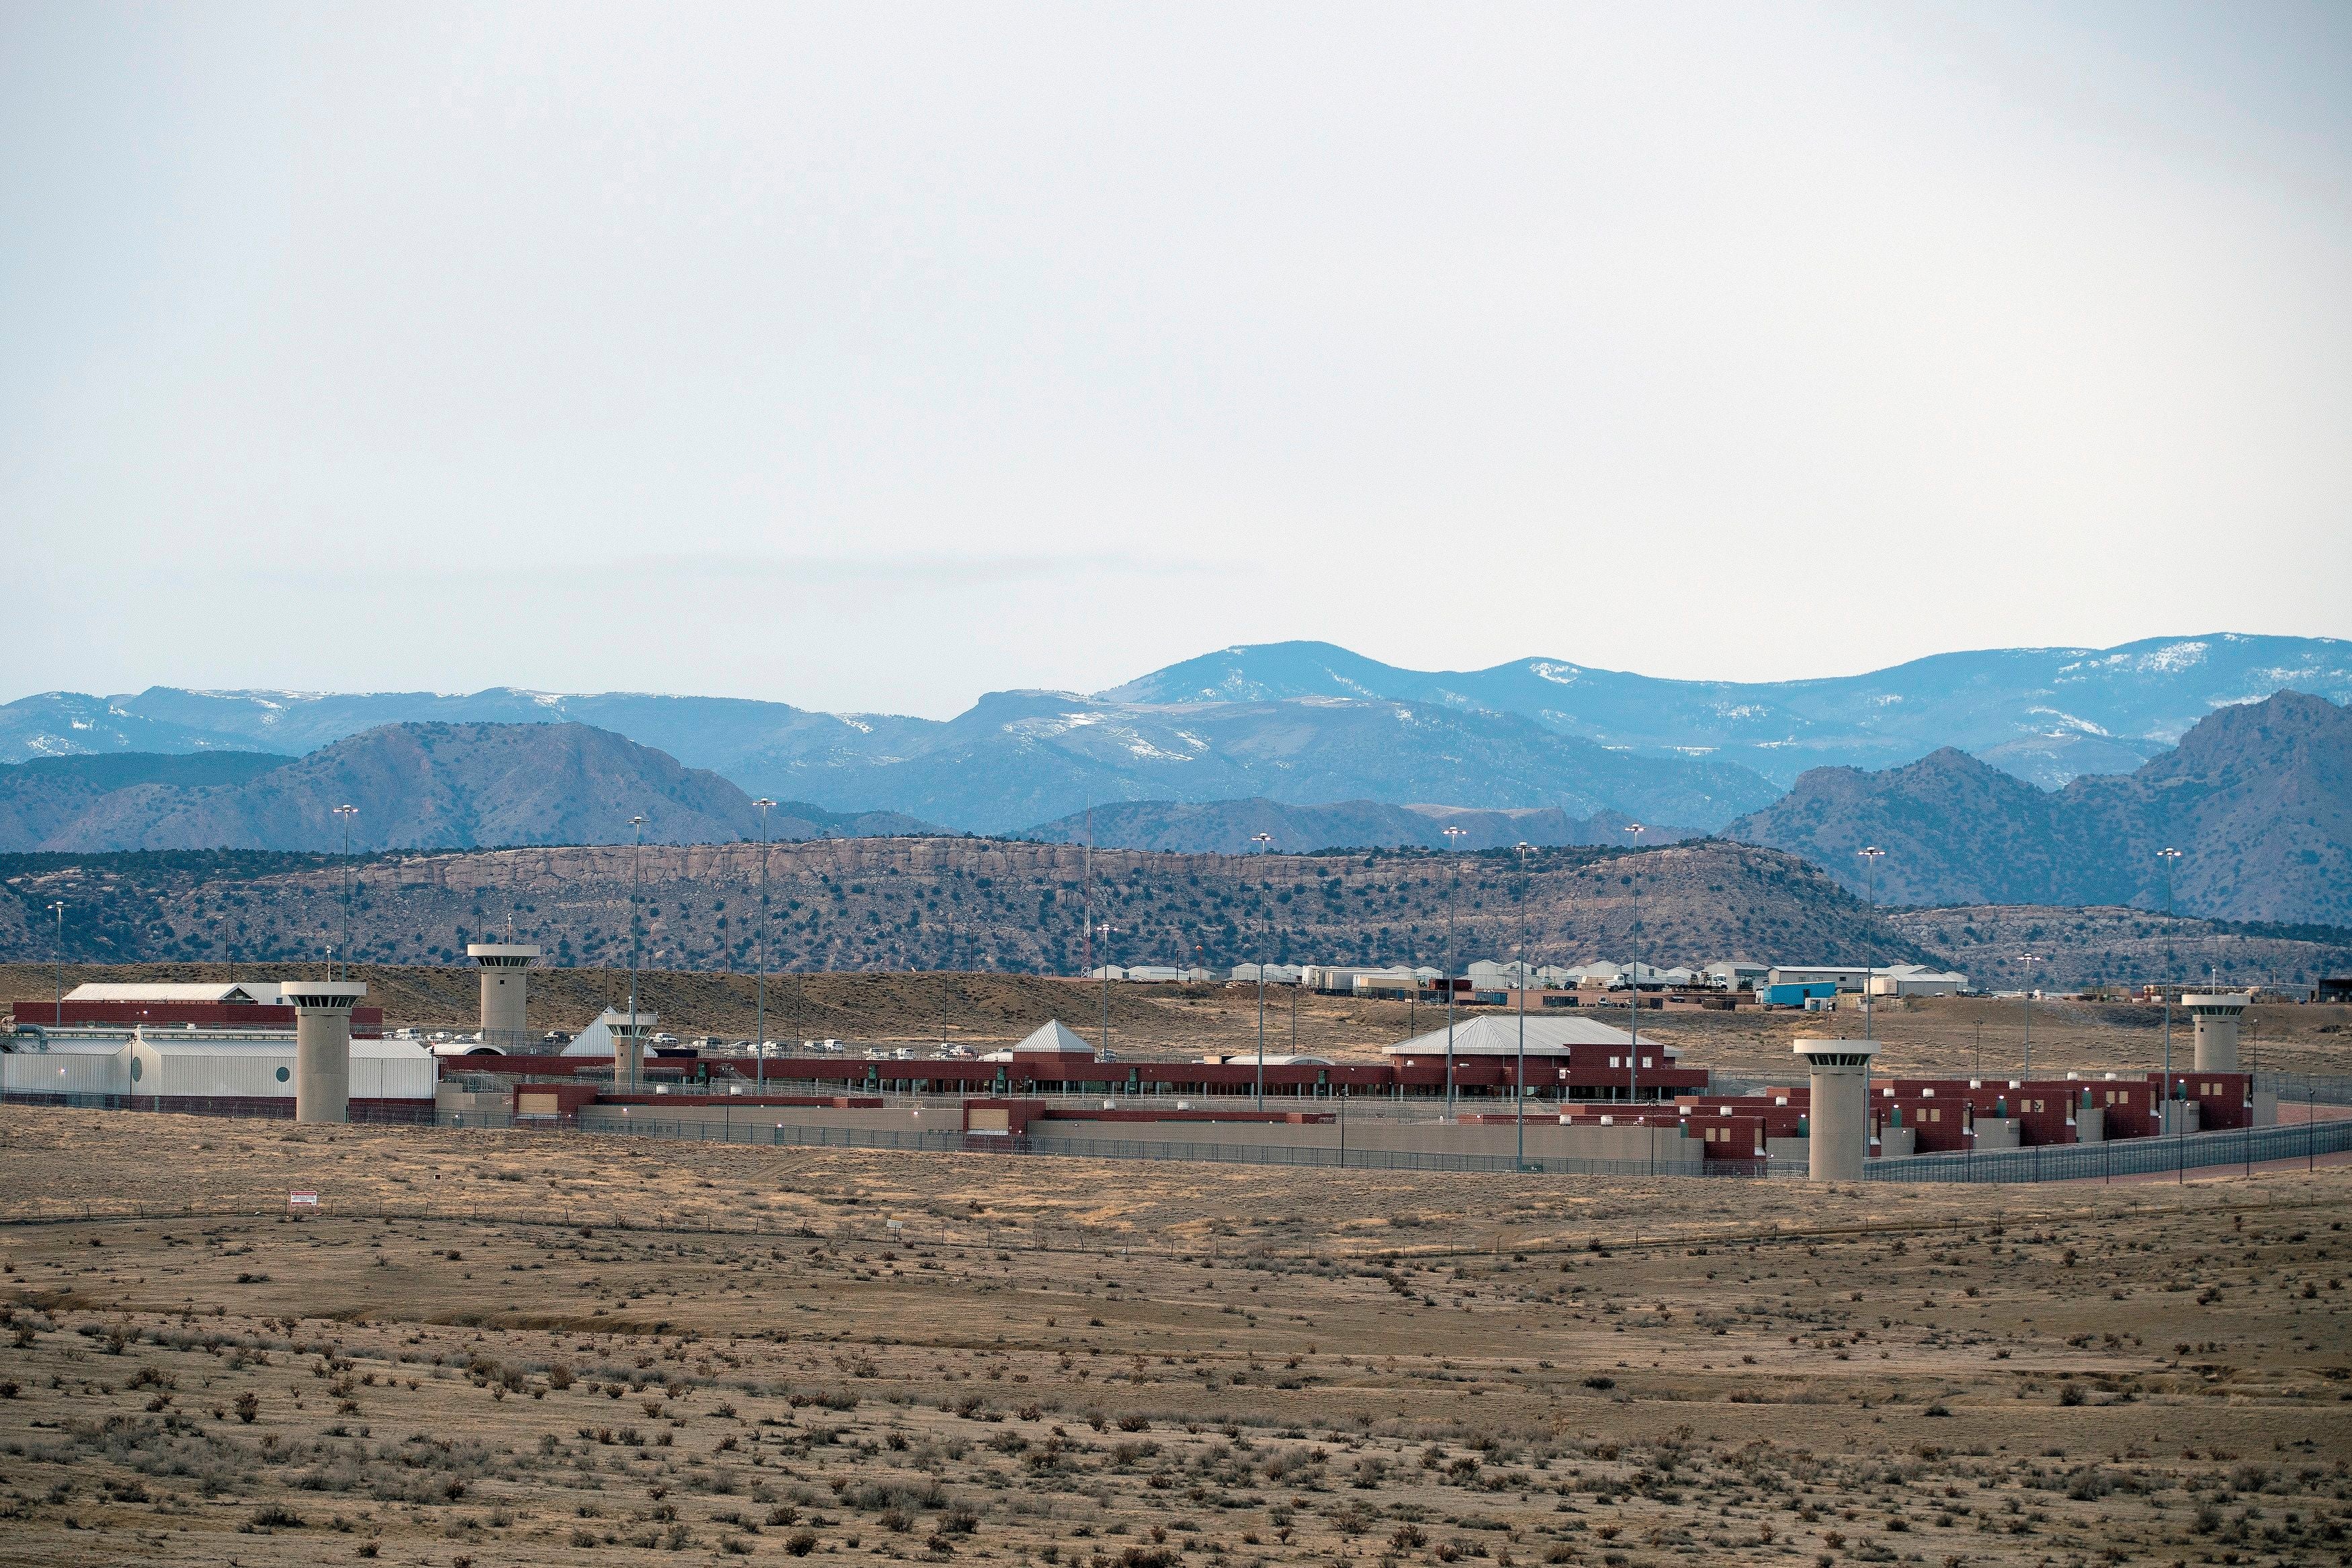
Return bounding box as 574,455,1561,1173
466,943,541,1053
1794,1038,1879,1182
2183,990,2253,1071
601,1006,658,1090
284,981,368,1123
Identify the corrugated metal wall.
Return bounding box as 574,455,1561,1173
140,1046,296,1099
122,1042,433,1101
3,1047,130,1096
352,1049,433,1099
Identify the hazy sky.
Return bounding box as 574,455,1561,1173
5,3,2348,717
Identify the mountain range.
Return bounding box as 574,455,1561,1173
0,725,936,853
6,633,2346,831
3,686,2346,928
1724,690,2352,925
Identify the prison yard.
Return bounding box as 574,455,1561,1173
7,963,2349,1081
0,1106,2347,1568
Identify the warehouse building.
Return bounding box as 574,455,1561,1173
0,1027,433,1119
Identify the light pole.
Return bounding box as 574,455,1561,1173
1252,832,1273,1108
628,814,648,1093
2158,846,2182,1135
1857,845,1886,1168
1624,822,1645,1108
1442,825,1468,1121
1095,920,1119,1063
754,799,775,1089
1515,841,1533,1170
333,803,358,980
1857,846,1884,1040
47,901,65,1024
2015,951,2043,1078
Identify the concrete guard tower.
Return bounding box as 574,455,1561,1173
466,943,542,1053
2183,990,2253,1071
1794,1037,1879,1182
600,1006,658,1090
284,981,368,1124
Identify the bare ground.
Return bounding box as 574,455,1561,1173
1,1104,2349,1566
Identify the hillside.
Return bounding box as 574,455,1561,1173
0,726,941,854
1887,905,2352,994
0,837,1945,977
1726,690,2352,924
0,751,288,849
1017,797,1693,854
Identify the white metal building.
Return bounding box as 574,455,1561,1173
2,1039,132,1096
1867,964,1969,997
65,982,288,1004
125,1036,434,1101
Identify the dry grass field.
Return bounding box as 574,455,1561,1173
3,1104,2351,1567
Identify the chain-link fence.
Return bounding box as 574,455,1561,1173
1857,1115,2352,1184
10,1088,2345,1184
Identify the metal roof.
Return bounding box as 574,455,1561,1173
65,982,280,1003
1011,1019,1099,1057
1383,1014,1648,1056
128,1037,430,1059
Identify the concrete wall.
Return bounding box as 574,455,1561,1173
1972,1117,2020,1150
579,1102,933,1138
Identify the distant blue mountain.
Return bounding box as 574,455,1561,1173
1103,634,2352,787
3,632,2345,831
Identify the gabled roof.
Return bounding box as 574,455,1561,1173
1384,1014,1648,1056
67,982,276,1004
1011,1019,1099,1057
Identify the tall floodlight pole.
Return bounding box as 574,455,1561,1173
1624,822,1645,1108
1252,832,1273,1108
1857,846,1884,1039
1515,841,1533,1170
628,815,648,1093
2015,951,2043,1078
1442,825,1468,1121
2158,846,2182,1134
1095,920,1119,1062
754,799,775,1088
333,803,359,980
1857,845,1885,1168
48,901,65,1024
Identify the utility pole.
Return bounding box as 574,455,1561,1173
1515,842,1532,1170
1624,822,1645,1108
2015,951,2043,1078
333,804,359,981
755,799,775,1089
1857,846,1884,1040
628,814,648,1094
1095,920,1118,1063
1443,824,1467,1121
1252,832,1273,1108
1857,844,1885,1170
2158,846,2182,1137
48,901,65,1024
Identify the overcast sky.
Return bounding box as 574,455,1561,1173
4,3,2347,717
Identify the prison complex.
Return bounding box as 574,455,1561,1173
5,974,2271,1179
